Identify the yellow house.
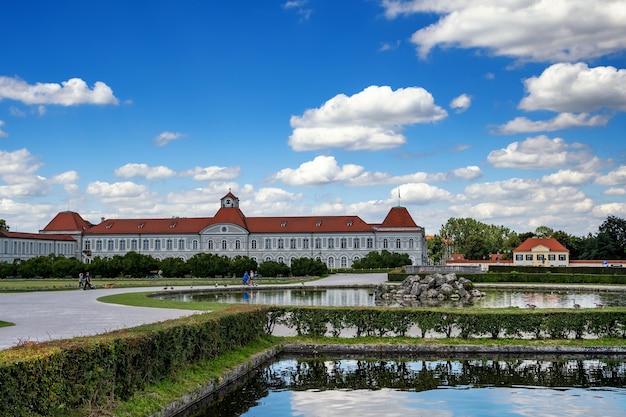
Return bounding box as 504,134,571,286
513,237,569,267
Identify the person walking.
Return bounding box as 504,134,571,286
78,272,84,289
242,270,249,285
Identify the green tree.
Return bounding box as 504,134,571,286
0,219,8,231
291,257,328,276
159,257,189,278
427,235,446,264
230,255,257,277
440,218,515,259
597,215,626,259
258,260,290,278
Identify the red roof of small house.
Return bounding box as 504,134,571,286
0,230,76,241
513,237,569,252
41,211,94,233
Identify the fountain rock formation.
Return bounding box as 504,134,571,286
376,273,485,302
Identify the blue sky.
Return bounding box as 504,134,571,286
1,0,625,237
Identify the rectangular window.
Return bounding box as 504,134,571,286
367,238,373,249
265,239,271,250
143,239,149,250
548,254,556,261
315,238,321,249
515,254,523,261
166,239,173,250
558,254,566,261
155,240,161,250
340,238,347,249
328,238,334,249
131,240,138,250
303,238,309,249
178,239,185,250
290,238,297,249
108,240,114,251
354,238,360,249
525,254,532,261
120,240,126,251
278,238,284,249
96,240,103,251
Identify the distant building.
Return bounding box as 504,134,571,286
513,237,569,267
0,230,77,263
2,192,428,268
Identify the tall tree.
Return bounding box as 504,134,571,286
597,215,626,259
0,219,9,232
440,218,516,259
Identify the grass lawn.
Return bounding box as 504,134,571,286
97,291,233,312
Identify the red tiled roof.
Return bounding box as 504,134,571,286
211,207,248,229
41,211,93,232
246,215,373,233
0,230,76,241
377,206,420,229
84,217,213,235
514,237,569,252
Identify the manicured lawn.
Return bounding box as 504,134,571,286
97,291,233,312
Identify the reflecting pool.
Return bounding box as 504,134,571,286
181,356,626,417
159,287,626,308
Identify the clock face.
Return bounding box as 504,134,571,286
226,199,231,206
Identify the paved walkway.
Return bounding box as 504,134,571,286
0,274,387,350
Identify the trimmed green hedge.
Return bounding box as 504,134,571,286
0,308,268,416
269,306,626,340
389,272,626,284
489,265,626,275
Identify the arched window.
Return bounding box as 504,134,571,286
396,238,401,249
192,240,198,250
327,257,335,268
251,239,257,249
235,240,241,250
221,240,228,250
383,239,388,249
207,240,214,250
408,239,414,249
340,256,348,268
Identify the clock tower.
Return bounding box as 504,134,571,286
220,191,239,208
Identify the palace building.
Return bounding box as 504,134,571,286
4,192,428,268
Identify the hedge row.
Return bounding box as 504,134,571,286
0,308,269,416
268,307,626,340
489,265,626,275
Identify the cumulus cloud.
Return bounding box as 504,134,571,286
452,165,482,180
383,0,626,62
272,155,364,186
184,166,240,181
0,148,42,177
85,181,151,203
604,187,626,196
592,202,626,218
519,63,626,112
595,166,626,186
288,85,447,151
542,169,595,186
392,182,453,204
0,76,118,106
450,94,471,113
154,131,185,147
495,112,610,134
115,163,177,180
487,135,594,170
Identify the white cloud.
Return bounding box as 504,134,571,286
519,63,626,112
272,155,364,186
288,85,447,151
50,170,79,184
0,76,118,106
184,166,240,182
452,165,482,180
0,120,7,137
392,182,453,204
592,202,626,218
487,135,593,169
0,148,41,176
495,112,610,134
604,187,626,196
383,1,626,62
85,181,152,203
596,166,626,186
115,163,177,180
154,131,185,147
450,94,471,113
541,169,594,186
